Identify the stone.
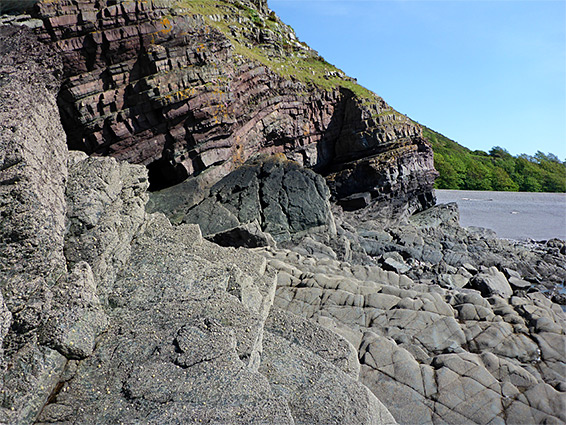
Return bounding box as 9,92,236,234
64,156,149,287
261,331,396,425
292,236,338,260
0,24,68,424
382,256,411,274
39,262,108,360
508,276,531,290
469,267,513,299
265,307,360,379
207,220,276,248
183,155,336,243
410,202,461,229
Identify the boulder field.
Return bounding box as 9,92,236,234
1,1,565,424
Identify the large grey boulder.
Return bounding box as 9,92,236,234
64,155,149,288
469,267,513,299
182,154,336,243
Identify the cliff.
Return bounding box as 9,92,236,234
32,0,436,219
1,2,565,425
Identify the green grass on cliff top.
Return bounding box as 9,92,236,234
175,0,375,99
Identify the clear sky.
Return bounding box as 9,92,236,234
269,0,566,160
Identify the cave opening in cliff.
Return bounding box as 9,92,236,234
147,158,189,191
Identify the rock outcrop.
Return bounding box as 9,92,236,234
1,2,565,425
260,214,566,424
181,154,336,243
0,25,69,424
0,23,395,424
27,0,436,219
149,150,566,424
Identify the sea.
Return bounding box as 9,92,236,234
435,189,566,241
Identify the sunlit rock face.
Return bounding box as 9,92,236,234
1,5,565,425
32,0,436,218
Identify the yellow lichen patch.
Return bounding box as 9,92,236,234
160,17,172,34
231,139,245,168
159,86,198,103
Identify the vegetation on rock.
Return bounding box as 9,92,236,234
176,0,375,98
424,127,566,192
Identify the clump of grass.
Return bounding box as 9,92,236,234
245,6,264,27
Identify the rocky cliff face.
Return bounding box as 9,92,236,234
0,25,396,424
31,0,436,219
2,2,564,425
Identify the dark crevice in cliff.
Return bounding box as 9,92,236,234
147,158,189,192
312,88,349,173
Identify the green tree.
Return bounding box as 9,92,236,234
434,153,462,188
490,167,519,191
423,126,565,193
463,159,492,190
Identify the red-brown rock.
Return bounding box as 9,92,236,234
32,0,437,216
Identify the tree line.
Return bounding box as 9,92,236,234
423,127,566,193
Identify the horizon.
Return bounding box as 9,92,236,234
270,0,566,161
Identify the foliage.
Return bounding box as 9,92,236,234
423,127,566,193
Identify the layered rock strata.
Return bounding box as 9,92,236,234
28,0,436,218
2,2,564,425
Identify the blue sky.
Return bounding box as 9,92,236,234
269,0,566,159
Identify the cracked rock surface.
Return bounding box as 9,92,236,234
258,237,566,424
3,146,396,424
182,154,336,243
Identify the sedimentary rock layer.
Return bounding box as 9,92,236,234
31,0,436,217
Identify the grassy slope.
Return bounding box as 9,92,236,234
175,0,385,100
